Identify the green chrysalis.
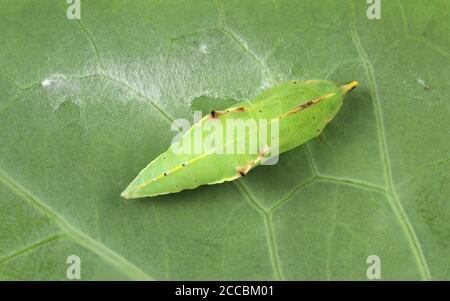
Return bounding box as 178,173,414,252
121,80,358,199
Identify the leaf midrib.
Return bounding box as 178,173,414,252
0,166,153,280
349,0,431,280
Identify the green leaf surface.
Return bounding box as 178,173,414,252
1,0,449,280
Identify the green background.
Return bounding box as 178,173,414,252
0,0,449,280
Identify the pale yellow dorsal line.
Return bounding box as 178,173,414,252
279,92,335,120
137,150,215,189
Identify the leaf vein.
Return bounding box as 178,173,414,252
349,0,431,280
56,0,105,69
0,166,153,280
0,234,62,267
233,181,283,280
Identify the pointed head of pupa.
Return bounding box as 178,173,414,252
341,81,359,93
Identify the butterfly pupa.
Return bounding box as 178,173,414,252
121,80,358,199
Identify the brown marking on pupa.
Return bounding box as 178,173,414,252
237,164,252,177
238,169,247,177
236,146,268,177
280,93,334,120
210,106,245,119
